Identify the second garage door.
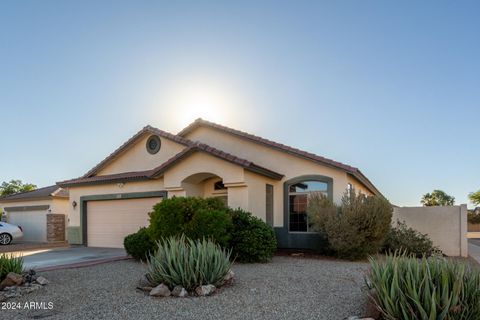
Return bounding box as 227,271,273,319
87,197,161,248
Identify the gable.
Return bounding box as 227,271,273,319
182,126,347,179
96,134,187,176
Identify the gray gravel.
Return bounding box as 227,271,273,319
2,256,369,320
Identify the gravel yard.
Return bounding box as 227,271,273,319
2,256,369,320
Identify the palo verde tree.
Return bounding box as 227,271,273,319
421,190,455,206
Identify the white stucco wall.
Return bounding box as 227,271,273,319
392,205,468,257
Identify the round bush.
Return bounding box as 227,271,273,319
383,221,440,257
229,209,277,263
148,197,231,246
124,227,156,261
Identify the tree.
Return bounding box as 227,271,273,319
421,190,455,206
469,190,480,206
0,180,37,197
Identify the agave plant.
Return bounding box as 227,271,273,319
0,253,23,281
366,252,480,320
146,235,232,291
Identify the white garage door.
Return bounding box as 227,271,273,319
87,197,161,248
8,211,47,242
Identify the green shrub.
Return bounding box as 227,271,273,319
307,190,392,260
0,254,23,280
185,208,231,247
146,235,232,291
124,227,156,261
367,253,480,320
229,209,277,263
148,197,231,246
383,221,440,258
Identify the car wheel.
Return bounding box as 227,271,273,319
0,233,12,245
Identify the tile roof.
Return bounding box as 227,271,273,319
82,126,192,178
0,185,69,202
178,118,382,196
58,141,284,187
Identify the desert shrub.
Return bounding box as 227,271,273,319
148,197,232,246
307,190,392,260
383,221,439,257
146,236,232,291
124,227,156,261
367,253,480,320
229,209,277,263
0,254,23,281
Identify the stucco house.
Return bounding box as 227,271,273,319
0,185,69,242
53,118,381,249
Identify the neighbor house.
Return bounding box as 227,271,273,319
0,185,69,242
52,118,381,249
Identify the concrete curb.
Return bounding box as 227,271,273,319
35,256,132,272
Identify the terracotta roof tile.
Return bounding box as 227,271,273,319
178,118,382,196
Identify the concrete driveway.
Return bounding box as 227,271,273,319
16,246,128,271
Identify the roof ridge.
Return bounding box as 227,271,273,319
179,118,359,172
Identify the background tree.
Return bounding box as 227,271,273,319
0,180,37,197
421,190,455,206
469,190,480,206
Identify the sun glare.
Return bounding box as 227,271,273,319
158,79,241,131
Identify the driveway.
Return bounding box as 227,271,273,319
16,246,128,271
468,239,480,264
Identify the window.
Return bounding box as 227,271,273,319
146,135,161,154
347,183,353,197
288,179,330,232
214,180,226,190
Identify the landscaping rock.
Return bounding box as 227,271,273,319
137,286,154,292
138,274,152,287
36,276,50,285
150,284,171,297
0,272,23,289
171,286,188,297
224,269,235,283
195,284,216,296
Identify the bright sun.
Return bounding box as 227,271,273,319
159,79,240,130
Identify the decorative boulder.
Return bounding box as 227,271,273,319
171,286,188,297
195,284,216,296
0,273,23,290
150,284,171,297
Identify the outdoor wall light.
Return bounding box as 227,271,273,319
72,201,77,208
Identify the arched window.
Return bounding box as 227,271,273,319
286,176,332,232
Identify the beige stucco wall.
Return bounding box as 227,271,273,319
0,198,69,216
183,126,363,227
97,135,186,175
392,205,468,257
347,175,373,196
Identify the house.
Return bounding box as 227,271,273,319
0,185,69,242
54,118,381,249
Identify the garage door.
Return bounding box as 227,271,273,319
86,197,161,248
8,211,47,242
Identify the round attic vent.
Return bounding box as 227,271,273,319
146,135,161,154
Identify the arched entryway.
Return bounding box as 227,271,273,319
181,172,228,205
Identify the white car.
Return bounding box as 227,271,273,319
0,222,23,245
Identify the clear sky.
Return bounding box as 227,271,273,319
1,1,479,207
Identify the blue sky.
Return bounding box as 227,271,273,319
1,1,479,207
